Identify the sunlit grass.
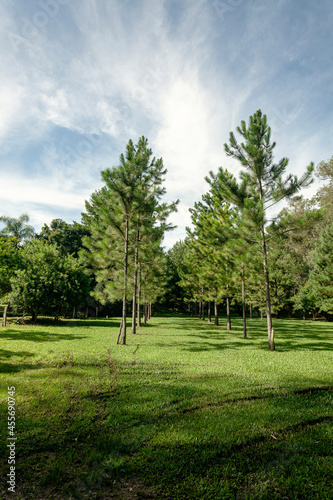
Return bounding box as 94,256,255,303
0,314,332,498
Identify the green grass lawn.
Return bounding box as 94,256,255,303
0,314,332,499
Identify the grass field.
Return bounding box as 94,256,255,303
0,313,332,499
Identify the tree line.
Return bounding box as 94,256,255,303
166,110,333,350
1,111,333,349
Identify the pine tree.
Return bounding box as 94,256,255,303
82,137,177,344
209,110,313,350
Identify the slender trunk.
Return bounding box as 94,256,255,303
201,287,205,320
199,300,202,319
249,303,252,319
242,262,247,338
195,302,197,317
96,306,99,318
137,262,142,328
208,301,211,322
72,306,75,319
214,300,219,326
2,305,8,327
116,317,123,344
149,303,152,318
132,227,139,334
120,217,129,345
257,176,274,349
143,293,147,324
261,229,274,350
226,287,231,331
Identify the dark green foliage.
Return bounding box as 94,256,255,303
309,222,333,314
0,237,20,297
10,239,90,320
38,219,89,258
163,241,188,311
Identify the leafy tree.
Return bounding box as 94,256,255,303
209,109,313,349
163,241,188,311
0,214,35,245
313,155,333,225
39,219,89,258
293,280,318,319
307,222,333,315
0,237,20,298
10,240,90,321
265,196,323,316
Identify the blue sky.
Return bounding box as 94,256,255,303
1,0,333,247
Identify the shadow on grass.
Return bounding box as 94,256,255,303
0,348,40,373
5,357,331,499
0,330,88,343
164,315,333,352
26,318,120,329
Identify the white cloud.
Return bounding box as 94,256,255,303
2,175,86,209
0,0,332,248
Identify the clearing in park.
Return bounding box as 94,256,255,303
0,313,332,499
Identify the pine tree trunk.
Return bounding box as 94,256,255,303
208,301,211,322
143,294,147,324
120,217,129,345
226,287,231,331
261,230,274,350
116,317,123,344
2,305,8,327
131,228,139,334
137,262,142,328
214,300,219,326
242,262,247,339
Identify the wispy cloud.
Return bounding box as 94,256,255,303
0,0,332,246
